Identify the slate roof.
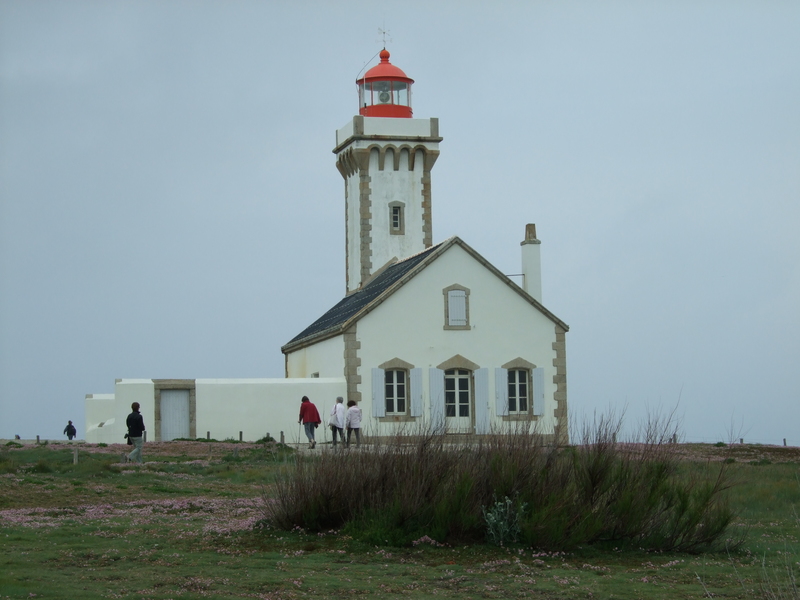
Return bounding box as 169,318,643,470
282,242,444,351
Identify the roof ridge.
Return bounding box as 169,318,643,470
394,238,449,264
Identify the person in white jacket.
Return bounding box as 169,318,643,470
329,396,345,447
345,400,362,448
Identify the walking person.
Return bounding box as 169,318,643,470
298,396,321,449
345,400,362,448
328,396,345,447
63,420,77,441
126,402,146,464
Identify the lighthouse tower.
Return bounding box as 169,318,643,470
334,49,442,293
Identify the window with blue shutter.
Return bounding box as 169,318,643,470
443,285,470,330
448,291,467,326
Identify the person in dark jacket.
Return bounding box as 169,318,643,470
126,402,146,464
63,420,77,440
298,396,321,449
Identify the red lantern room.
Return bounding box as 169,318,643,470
357,49,413,118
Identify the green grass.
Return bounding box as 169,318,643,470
0,441,798,599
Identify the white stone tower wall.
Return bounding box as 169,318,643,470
336,116,441,293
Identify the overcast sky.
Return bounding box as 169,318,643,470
1,1,798,443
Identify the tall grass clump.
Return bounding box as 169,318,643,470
264,414,742,552
758,481,799,600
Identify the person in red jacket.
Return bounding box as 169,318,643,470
298,396,321,449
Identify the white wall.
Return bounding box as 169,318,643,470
195,377,346,443
84,380,154,444
361,117,435,138
356,244,561,435
285,335,344,378
336,117,436,147
84,393,118,443
85,378,347,445
340,116,440,292
368,147,426,268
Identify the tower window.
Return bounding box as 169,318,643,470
388,201,405,235
392,206,401,229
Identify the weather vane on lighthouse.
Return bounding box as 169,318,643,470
377,26,392,48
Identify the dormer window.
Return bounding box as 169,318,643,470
389,202,404,235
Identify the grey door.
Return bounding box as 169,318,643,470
161,389,190,441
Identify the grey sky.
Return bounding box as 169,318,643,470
1,1,798,443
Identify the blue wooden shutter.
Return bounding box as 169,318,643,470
429,368,445,432
532,367,545,417
410,367,423,417
495,367,508,416
475,368,490,434
447,290,467,326
372,368,386,418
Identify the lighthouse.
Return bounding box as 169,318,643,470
85,47,570,446
334,49,442,293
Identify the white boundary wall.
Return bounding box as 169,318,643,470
85,378,346,444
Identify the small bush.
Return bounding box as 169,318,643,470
0,454,16,474
483,496,527,545
31,459,53,473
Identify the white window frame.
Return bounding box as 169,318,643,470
444,368,472,419
375,363,423,420
507,369,530,415
385,369,408,415
496,362,544,420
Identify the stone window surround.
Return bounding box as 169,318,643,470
500,358,538,422
388,201,405,235
437,354,480,372
378,358,415,422
435,355,479,431
443,284,470,330
153,379,197,442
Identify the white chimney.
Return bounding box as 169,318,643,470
521,223,542,302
